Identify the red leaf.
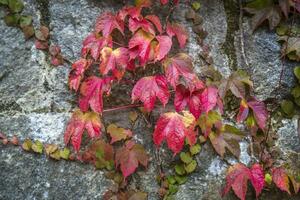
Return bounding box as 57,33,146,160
51,55,64,66
35,40,48,50
131,75,170,112
155,35,172,61
272,167,291,194
174,82,205,118
199,86,219,113
129,29,155,65
237,99,249,123
247,99,268,131
250,164,265,197
95,12,124,36
160,0,168,4
100,47,129,80
68,58,93,91
222,163,265,200
162,53,198,91
117,6,142,21
145,15,163,34
79,76,113,113
128,17,156,35
64,110,102,151
166,22,188,48
153,112,196,154
115,140,148,178
81,33,112,60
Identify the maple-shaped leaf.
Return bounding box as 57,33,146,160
279,36,300,62
166,22,188,48
155,35,172,61
236,98,268,131
174,82,205,118
79,76,113,113
237,99,249,123
218,70,253,99
272,167,291,194
117,6,142,21
145,15,163,34
64,110,102,151
129,17,156,35
162,53,198,91
131,75,170,112
199,86,219,113
81,32,112,60
107,123,132,144
115,140,149,178
247,99,268,131
95,12,124,36
209,124,244,158
245,1,282,31
86,139,114,170
68,58,93,91
153,111,197,154
100,47,129,80
129,29,155,65
197,111,222,137
222,163,265,200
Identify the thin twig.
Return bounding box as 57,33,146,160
103,103,142,113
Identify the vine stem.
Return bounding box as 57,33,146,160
103,103,142,113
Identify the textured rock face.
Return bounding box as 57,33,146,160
0,0,299,200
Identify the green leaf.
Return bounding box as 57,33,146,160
4,14,20,26
191,1,200,11
184,160,197,173
60,148,70,160
294,67,300,80
22,138,32,151
199,135,206,143
50,150,61,160
276,25,288,36
167,175,176,185
180,152,193,164
280,100,294,116
174,175,187,185
265,173,272,185
175,164,186,175
294,97,300,107
0,0,8,5
292,86,300,98
8,0,24,13
168,184,178,195
31,140,43,154
19,15,32,28
189,144,201,155
246,0,273,10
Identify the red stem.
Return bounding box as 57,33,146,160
103,103,142,113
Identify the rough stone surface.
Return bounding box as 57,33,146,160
0,0,299,200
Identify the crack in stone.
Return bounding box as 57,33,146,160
222,0,239,71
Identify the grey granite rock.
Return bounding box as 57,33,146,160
0,0,299,200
